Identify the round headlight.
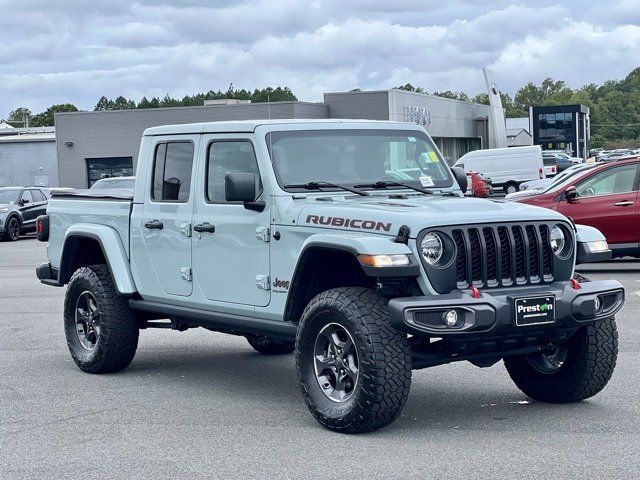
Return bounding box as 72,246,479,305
421,232,444,265
550,225,566,256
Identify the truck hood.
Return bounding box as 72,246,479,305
280,194,568,237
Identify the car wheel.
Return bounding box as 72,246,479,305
246,335,295,355
504,317,618,403
4,217,20,241
504,182,518,195
64,265,139,373
296,287,411,433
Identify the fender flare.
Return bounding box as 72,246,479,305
61,224,137,294
574,224,612,264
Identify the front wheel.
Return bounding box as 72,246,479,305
295,287,412,433
64,265,139,373
504,318,618,403
3,217,20,241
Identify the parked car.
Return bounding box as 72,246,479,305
36,119,623,433
91,176,135,190
0,186,49,241
466,171,493,198
543,152,577,175
544,151,583,165
509,164,596,200
454,145,545,194
516,157,640,257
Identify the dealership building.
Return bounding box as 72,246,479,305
0,126,57,187
54,89,498,188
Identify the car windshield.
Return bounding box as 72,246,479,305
267,129,454,192
0,188,20,204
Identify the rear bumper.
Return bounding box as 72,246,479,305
36,262,61,287
389,279,624,338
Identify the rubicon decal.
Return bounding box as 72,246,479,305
306,215,392,232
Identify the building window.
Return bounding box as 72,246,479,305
151,142,194,202
86,157,133,187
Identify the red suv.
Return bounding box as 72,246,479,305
516,157,640,258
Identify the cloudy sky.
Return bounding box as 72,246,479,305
1,0,639,116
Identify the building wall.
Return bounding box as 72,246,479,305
323,91,390,120
0,139,58,187
55,102,327,187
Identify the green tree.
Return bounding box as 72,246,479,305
7,107,32,125
30,104,79,126
395,83,425,93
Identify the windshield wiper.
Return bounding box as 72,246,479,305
353,180,434,195
284,181,369,196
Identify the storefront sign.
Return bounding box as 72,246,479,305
404,106,432,127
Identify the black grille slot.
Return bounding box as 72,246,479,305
540,225,553,276
526,225,540,280
453,230,467,287
468,229,482,284
445,223,559,291
497,226,512,282
413,311,444,328
483,228,497,285
512,226,526,280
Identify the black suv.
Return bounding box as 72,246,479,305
0,187,49,241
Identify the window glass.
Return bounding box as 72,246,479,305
151,142,194,202
86,157,133,187
30,189,45,202
576,164,638,197
268,129,453,191
207,141,261,202
542,155,556,166
21,190,34,203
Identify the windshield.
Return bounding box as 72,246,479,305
543,166,594,193
0,188,20,204
267,129,453,192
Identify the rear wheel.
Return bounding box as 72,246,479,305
4,217,20,241
64,265,138,373
504,182,518,195
296,287,411,433
504,317,618,403
246,335,294,355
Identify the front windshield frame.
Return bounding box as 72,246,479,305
0,188,20,204
266,129,454,193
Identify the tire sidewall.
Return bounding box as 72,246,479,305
6,217,20,241
64,269,107,367
297,304,366,424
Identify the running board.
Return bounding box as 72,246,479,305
129,299,297,341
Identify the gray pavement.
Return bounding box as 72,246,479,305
1,238,639,479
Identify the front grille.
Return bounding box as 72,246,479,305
452,223,556,289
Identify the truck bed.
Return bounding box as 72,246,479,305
46,190,133,271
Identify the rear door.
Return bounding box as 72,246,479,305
557,163,640,245
192,135,271,307
138,137,198,297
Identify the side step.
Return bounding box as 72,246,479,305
129,299,297,341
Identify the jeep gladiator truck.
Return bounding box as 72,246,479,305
36,120,624,433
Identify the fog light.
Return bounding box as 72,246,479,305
444,310,458,327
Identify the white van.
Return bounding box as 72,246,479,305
454,145,545,194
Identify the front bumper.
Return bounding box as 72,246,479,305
36,262,61,287
389,279,624,338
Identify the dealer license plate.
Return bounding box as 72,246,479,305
514,296,556,326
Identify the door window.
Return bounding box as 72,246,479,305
576,164,638,198
30,189,45,202
20,190,34,203
151,142,195,202
206,141,261,202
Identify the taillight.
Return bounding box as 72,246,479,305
552,166,556,173
36,215,49,242
539,167,544,179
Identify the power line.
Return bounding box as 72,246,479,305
592,123,640,127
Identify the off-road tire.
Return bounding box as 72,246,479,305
504,317,618,403
246,335,295,355
64,265,138,373
3,216,20,241
296,287,412,433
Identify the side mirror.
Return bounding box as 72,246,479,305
451,167,468,193
565,185,578,201
20,198,30,205
225,172,265,212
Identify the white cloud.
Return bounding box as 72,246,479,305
0,0,638,116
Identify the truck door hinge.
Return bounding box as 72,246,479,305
256,275,270,290
180,267,192,282
181,223,192,238
256,227,270,242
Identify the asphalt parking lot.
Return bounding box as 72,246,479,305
1,238,639,479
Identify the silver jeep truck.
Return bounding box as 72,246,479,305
36,120,624,433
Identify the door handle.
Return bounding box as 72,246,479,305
193,222,215,233
144,219,164,230
613,201,634,207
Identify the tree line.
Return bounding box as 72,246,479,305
4,69,639,148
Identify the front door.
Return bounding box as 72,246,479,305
192,136,270,306
557,163,640,245
139,138,197,297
